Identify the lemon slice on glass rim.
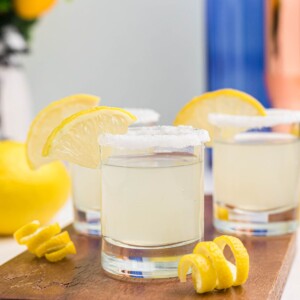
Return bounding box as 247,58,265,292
26,94,100,169
174,89,266,145
42,107,137,168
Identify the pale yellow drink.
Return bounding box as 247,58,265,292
214,132,300,211
99,125,209,279
101,154,203,246
71,165,101,213
71,165,102,234
71,108,160,235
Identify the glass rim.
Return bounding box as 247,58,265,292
98,126,210,149
208,109,300,128
124,108,160,125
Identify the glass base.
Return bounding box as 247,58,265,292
73,208,101,236
101,237,198,280
214,202,298,236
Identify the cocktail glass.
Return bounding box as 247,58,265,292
99,126,209,279
210,109,300,236
71,108,160,235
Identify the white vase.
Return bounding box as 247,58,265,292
0,66,32,141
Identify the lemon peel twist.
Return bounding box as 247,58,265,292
14,220,40,245
214,235,250,286
178,235,249,294
193,241,234,289
14,220,76,262
178,254,217,294
174,88,266,146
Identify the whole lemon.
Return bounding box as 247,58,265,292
0,141,71,235
14,0,57,20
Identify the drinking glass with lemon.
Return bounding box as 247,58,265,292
13,89,255,293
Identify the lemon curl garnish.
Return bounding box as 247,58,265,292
14,220,76,262
178,235,249,294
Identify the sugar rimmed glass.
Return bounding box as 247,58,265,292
99,126,209,279
210,109,300,236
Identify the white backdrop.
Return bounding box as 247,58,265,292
24,0,206,124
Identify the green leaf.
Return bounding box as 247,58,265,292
12,16,38,42
0,0,11,13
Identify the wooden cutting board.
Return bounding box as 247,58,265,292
0,196,296,300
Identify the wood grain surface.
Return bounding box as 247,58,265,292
0,196,296,300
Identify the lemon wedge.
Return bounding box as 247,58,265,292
26,94,100,169
35,231,71,258
178,254,217,294
42,107,137,168
213,235,250,286
193,241,233,289
174,89,266,145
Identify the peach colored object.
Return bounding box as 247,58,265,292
265,0,300,109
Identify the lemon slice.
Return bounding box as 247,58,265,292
193,241,233,289
13,220,40,244
178,254,217,294
45,241,76,262
35,231,71,258
42,107,137,168
174,89,266,145
213,235,250,286
25,223,61,253
26,94,100,169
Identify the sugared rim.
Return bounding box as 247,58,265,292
98,126,210,149
124,108,160,125
208,109,300,128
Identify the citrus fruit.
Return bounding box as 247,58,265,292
14,0,57,20
26,94,100,169
13,220,40,244
214,235,250,286
0,141,71,235
42,107,137,168
45,241,76,262
35,231,71,257
26,223,61,253
174,89,266,145
178,253,217,293
178,235,249,294
193,241,233,289
14,221,76,262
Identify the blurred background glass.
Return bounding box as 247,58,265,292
265,0,300,110
206,0,270,108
